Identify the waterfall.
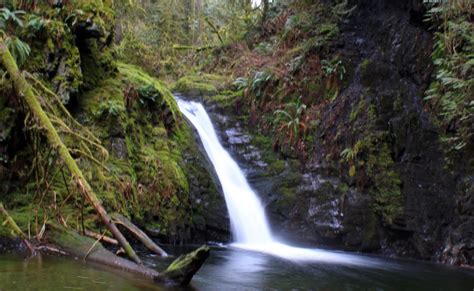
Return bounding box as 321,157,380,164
176,98,272,245
176,97,381,266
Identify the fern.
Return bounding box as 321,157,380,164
322,58,346,80
251,71,274,99
6,37,31,65
0,8,25,30
25,15,46,37
424,1,473,153
273,100,307,148
233,77,248,91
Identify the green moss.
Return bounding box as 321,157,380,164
276,186,298,209
350,98,366,123
0,206,34,238
360,58,370,76
361,210,379,251
81,77,124,115
22,18,83,104
173,74,229,97
80,40,115,91
355,135,403,225
269,159,286,174
117,62,180,118
204,89,242,108
79,62,195,234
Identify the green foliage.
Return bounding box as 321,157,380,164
250,70,274,99
97,100,124,117
368,143,403,225
0,8,25,30
24,14,46,37
6,36,30,65
345,134,403,224
340,146,356,162
64,9,86,27
78,62,192,230
255,41,273,54
113,0,261,76
424,1,473,153
0,8,30,65
138,85,162,105
233,77,249,90
330,0,356,20
322,57,346,81
273,100,307,148
340,141,363,177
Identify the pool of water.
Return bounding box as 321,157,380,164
1,246,473,290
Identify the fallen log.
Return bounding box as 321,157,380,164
111,213,167,257
46,226,210,286
84,229,119,245
160,245,211,285
0,38,141,265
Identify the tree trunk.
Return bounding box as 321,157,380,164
261,0,269,27
111,213,167,257
47,225,209,286
0,38,141,265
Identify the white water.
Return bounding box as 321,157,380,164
177,98,383,266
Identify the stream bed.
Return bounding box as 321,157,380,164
1,246,473,290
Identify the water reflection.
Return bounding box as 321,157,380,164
0,249,473,290
188,246,474,290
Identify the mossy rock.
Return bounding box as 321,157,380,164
204,89,243,108
173,74,228,97
72,61,195,236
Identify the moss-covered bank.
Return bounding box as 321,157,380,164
0,1,226,246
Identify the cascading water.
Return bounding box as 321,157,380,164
176,99,272,245
176,97,382,266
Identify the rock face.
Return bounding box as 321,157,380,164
331,0,472,265
197,0,473,266
183,131,231,244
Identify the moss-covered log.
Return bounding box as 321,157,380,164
47,226,210,286
111,213,168,257
0,38,141,264
160,245,210,286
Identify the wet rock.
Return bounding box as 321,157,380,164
73,19,105,39
110,137,127,160
202,0,474,267
0,238,24,253
183,130,231,243
225,128,251,145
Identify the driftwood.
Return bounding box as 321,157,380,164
46,226,210,286
84,229,119,245
0,38,141,265
111,213,167,257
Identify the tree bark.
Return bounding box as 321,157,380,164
0,38,141,265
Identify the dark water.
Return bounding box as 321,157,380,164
1,246,473,290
